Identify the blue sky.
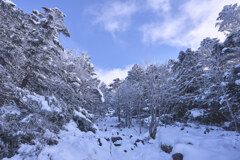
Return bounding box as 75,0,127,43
13,0,239,84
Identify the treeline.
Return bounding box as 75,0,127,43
101,3,240,138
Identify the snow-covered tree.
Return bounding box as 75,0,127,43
0,1,101,158
216,3,240,35
126,64,145,132
170,49,204,118
210,30,240,132
109,78,122,122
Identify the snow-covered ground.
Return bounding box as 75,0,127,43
5,117,240,160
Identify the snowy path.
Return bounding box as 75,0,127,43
6,117,240,160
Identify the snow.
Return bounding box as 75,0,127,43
97,86,105,102
222,47,229,53
203,67,209,71
3,0,15,6
221,82,228,86
158,123,240,160
189,109,205,118
142,107,150,111
38,121,110,160
43,129,56,139
78,107,94,119
22,93,61,112
20,114,33,123
106,108,115,116
0,105,21,117
235,64,240,68
201,95,206,99
4,117,240,160
224,122,231,127
24,93,52,111
74,110,87,119
235,79,240,85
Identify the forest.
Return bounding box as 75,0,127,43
0,0,239,160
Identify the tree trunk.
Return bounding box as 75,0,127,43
221,86,239,132
138,98,142,134
149,111,157,139
117,91,121,122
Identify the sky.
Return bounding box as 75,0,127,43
13,0,239,84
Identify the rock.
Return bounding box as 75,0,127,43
47,139,58,146
187,142,193,145
104,137,110,141
183,123,191,128
134,139,144,147
111,137,122,146
204,127,210,134
172,153,183,160
161,144,173,154
98,138,102,146
116,121,125,128
73,116,96,133
111,137,122,143
124,150,127,152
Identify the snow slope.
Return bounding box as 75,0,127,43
5,117,240,160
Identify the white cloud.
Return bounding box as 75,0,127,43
146,0,171,13
92,1,137,34
96,66,132,85
141,0,240,49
